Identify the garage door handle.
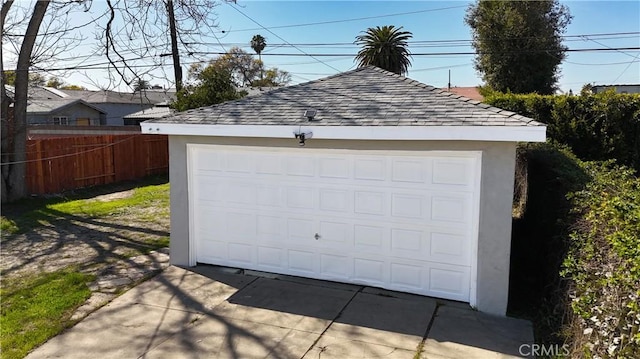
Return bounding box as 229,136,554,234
314,233,320,240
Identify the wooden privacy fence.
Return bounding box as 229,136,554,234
26,134,168,195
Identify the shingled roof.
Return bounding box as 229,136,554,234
147,66,541,127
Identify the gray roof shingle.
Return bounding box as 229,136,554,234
147,66,542,127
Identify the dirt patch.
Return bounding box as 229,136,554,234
0,187,170,319
91,189,135,202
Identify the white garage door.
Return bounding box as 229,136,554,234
188,145,481,303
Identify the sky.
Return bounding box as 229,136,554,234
4,0,640,93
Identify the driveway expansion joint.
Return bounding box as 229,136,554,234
300,285,364,358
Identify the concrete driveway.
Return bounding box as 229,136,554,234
27,266,533,359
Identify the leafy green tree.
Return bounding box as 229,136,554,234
211,47,290,88
354,25,412,75
3,70,16,86
2,71,46,87
250,68,291,88
45,77,64,88
171,66,243,111
580,83,594,96
171,48,291,111
59,84,87,90
465,0,572,94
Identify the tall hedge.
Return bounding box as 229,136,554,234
484,91,640,171
563,161,640,357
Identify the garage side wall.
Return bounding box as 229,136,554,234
168,135,516,316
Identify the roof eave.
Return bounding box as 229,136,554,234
141,123,546,142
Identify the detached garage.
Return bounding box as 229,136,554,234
142,66,545,316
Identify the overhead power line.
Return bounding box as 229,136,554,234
27,47,640,72
227,3,342,73
218,5,467,34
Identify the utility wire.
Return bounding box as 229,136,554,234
613,53,640,83
227,3,342,73
28,46,640,72
7,32,639,68
218,5,467,34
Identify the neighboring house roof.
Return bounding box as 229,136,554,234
26,98,107,115
5,85,61,101
148,66,540,127
59,89,150,104
123,105,175,120
132,89,176,105
443,87,484,102
593,84,640,87
6,85,176,105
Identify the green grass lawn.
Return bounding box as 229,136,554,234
1,180,169,236
0,270,95,359
0,178,169,358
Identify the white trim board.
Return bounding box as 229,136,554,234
143,123,546,142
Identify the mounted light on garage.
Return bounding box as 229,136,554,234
294,126,313,146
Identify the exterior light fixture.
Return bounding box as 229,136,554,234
294,127,313,146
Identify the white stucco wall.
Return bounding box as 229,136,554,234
166,135,517,316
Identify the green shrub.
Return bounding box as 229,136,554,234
485,91,640,171
562,162,640,358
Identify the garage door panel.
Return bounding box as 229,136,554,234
430,195,471,224
228,243,253,264
431,157,475,187
257,215,285,238
286,156,316,177
286,187,316,209
391,158,426,183
354,191,387,215
226,182,257,205
194,176,225,202
390,263,423,291
353,258,387,286
225,212,256,241
194,150,223,172
255,153,283,175
195,208,226,236
287,218,315,241
256,185,283,207
391,193,426,219
197,239,227,262
288,249,317,274
354,158,387,181
225,152,253,173
353,224,386,250
318,221,349,244
429,232,471,266
190,145,479,303
320,253,351,279
257,246,285,269
319,189,351,213
428,264,470,301
319,157,351,179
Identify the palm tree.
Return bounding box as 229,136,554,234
250,34,266,62
355,25,413,75
250,34,266,81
